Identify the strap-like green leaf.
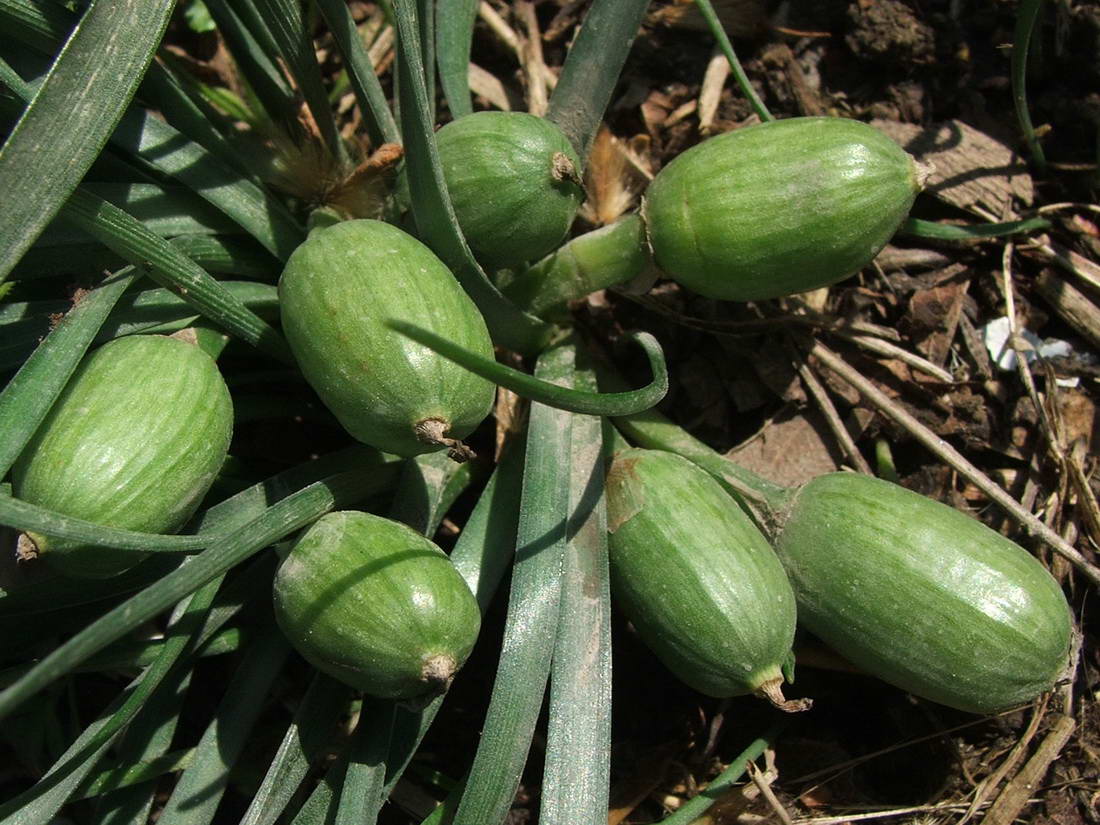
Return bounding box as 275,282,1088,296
0,469,382,723
693,0,772,122
389,321,669,415
656,722,789,825
435,0,478,119
0,0,175,284
392,0,554,356
0,577,224,825
901,216,1051,240
156,629,290,825
0,267,138,478
0,495,213,552
314,0,400,146
545,0,649,164
1012,0,1047,169
250,0,346,163
239,674,352,825
59,188,293,363
333,699,394,825
540,361,612,824
453,342,574,824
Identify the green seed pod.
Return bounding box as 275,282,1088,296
273,511,481,699
606,448,806,710
643,116,924,301
774,473,1074,713
435,111,584,271
278,219,496,459
12,335,233,578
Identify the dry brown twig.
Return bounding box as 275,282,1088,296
515,1,548,116
786,338,874,474
802,338,1100,586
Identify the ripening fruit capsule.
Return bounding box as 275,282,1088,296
435,111,585,271
278,219,496,459
12,335,233,578
642,116,924,301
606,448,806,710
774,472,1074,713
273,511,481,700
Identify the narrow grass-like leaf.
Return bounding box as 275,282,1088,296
289,756,344,825
9,235,274,283
435,0,478,119
0,0,75,54
59,187,293,363
0,267,137,477
0,469,383,723
250,0,345,162
693,0,772,122
140,61,259,178
453,342,574,825
2,281,278,373
79,748,195,802
239,674,352,825
313,0,400,146
545,0,649,164
417,0,436,121
202,0,298,132
0,577,224,825
382,446,525,797
87,667,194,824
0,57,299,258
388,450,481,536
389,321,668,415
1012,0,1047,169
0,0,175,284
156,628,290,825
392,0,553,356
901,215,1051,240
334,699,394,825
540,362,611,825
109,105,304,260
0,495,213,552
656,722,788,825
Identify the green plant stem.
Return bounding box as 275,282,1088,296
901,216,1050,240
693,0,772,122
503,214,653,320
1012,0,1047,169
656,722,788,824
546,0,650,164
388,322,668,416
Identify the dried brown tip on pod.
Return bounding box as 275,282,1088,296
756,678,813,713
415,417,477,463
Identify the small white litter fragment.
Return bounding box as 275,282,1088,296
981,316,1079,373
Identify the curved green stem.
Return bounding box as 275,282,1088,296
656,722,789,824
388,322,668,416
901,216,1050,240
0,495,214,552
1012,0,1047,169
694,0,772,122
504,214,653,320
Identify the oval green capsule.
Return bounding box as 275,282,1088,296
643,116,923,301
278,219,496,458
13,335,233,578
273,510,482,700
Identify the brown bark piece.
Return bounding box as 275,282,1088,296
1035,269,1100,352
872,119,1034,217
727,410,844,488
